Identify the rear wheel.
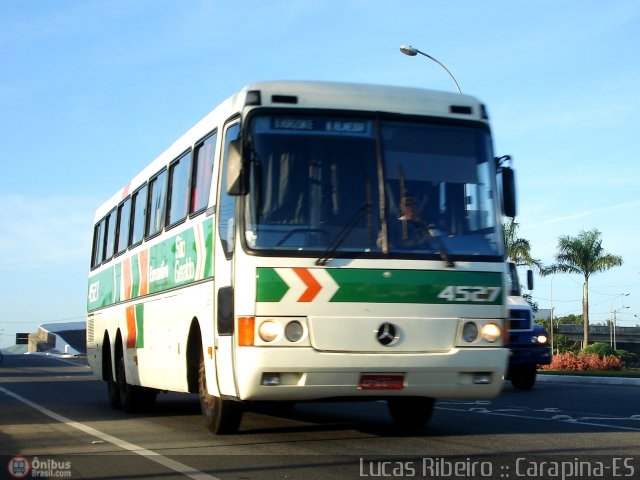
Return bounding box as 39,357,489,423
105,345,121,409
198,349,243,434
115,343,157,412
387,397,435,429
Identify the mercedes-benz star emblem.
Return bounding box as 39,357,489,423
375,322,399,346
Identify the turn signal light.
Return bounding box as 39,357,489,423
238,317,255,346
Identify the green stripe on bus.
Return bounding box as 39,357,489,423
327,269,502,304
255,268,503,305
87,219,214,311
256,268,289,302
113,263,121,303
131,253,141,298
135,303,144,348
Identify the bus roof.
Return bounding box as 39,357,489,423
239,80,486,120
94,81,489,220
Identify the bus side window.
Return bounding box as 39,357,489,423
103,208,117,262
191,131,217,215
115,197,131,255
167,151,191,227
130,184,148,247
218,123,240,259
91,219,105,268
146,169,168,238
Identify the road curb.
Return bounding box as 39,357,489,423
537,374,640,386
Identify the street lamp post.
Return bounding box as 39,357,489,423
550,273,555,355
609,293,630,350
612,306,629,350
399,45,462,94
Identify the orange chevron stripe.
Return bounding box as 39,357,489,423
293,268,322,302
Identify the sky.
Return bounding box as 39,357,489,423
1,0,639,348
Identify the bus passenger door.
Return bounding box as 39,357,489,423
213,120,241,398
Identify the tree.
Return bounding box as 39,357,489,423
544,229,623,346
503,218,543,271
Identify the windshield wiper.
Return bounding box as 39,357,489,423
421,224,455,268
315,203,371,266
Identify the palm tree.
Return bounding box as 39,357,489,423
503,218,543,271
544,229,623,346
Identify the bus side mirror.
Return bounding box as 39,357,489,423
226,140,246,195
500,167,516,218
527,269,534,291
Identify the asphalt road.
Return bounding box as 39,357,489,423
1,354,640,479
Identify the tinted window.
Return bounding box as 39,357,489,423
191,132,217,214
218,123,240,259
147,170,167,237
103,209,117,261
130,185,147,246
91,220,104,268
115,197,131,254
167,152,191,226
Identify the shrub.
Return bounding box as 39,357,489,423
541,352,625,371
582,342,616,357
616,349,638,366
580,343,637,366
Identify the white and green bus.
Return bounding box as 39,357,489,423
87,81,516,434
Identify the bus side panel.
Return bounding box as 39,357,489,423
86,312,101,379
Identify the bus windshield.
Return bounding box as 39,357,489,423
243,114,502,260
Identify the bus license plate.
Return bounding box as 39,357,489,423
358,374,404,390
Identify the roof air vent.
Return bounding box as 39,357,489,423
450,105,472,115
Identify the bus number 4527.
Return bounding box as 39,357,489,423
437,286,501,303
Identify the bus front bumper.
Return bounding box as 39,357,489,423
231,347,508,401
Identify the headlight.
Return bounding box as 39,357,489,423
535,334,548,344
250,317,310,346
481,322,501,343
258,321,282,342
284,320,304,342
462,321,479,342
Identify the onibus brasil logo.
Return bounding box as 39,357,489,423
8,456,72,478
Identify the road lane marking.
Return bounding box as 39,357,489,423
436,405,640,431
0,385,221,480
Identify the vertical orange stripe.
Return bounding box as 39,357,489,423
139,249,149,296
126,306,136,349
123,257,132,300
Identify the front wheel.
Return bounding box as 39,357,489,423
510,365,537,391
198,350,243,434
387,397,435,429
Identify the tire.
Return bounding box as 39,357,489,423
198,349,243,434
105,345,122,410
387,397,435,429
510,365,537,391
115,343,157,412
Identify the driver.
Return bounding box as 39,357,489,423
386,194,431,249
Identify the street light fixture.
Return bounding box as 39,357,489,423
399,44,462,94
